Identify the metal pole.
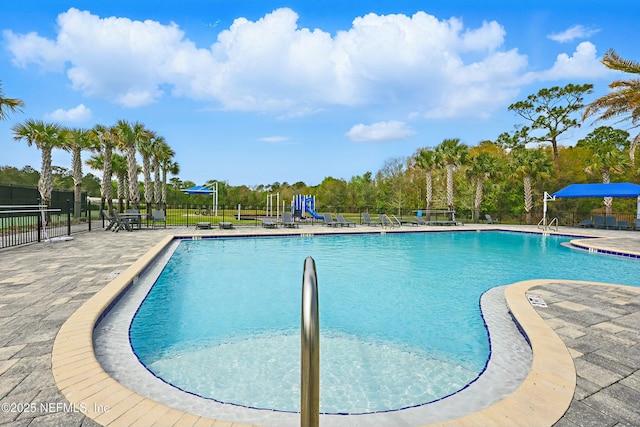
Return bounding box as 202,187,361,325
67,199,71,236
301,256,319,427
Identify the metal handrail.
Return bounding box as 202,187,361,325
301,256,319,427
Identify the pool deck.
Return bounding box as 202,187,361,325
0,224,639,426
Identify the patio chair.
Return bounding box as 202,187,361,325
579,218,593,228
282,212,298,228
617,220,631,230
336,214,356,227
261,217,278,228
634,219,640,231
125,209,142,229
111,209,132,232
101,209,117,231
361,212,381,226
397,215,419,226
485,214,499,224
151,210,166,229
605,215,617,229
323,213,340,227
415,216,429,226
593,216,605,228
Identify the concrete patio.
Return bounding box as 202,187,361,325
0,224,639,426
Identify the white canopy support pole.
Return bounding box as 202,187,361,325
637,195,640,219
543,192,555,229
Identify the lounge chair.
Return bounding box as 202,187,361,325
415,216,429,226
261,217,278,228
151,210,166,229
397,215,418,226
605,216,617,229
111,209,132,232
617,220,631,230
323,212,340,227
379,214,400,228
336,214,356,227
282,212,298,228
593,216,605,228
361,212,381,226
579,218,593,228
196,222,212,229
101,209,117,231
485,214,498,224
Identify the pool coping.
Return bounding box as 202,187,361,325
51,229,638,426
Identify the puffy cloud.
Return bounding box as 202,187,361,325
2,8,610,117
346,121,414,142
547,25,600,43
44,104,92,122
534,42,610,81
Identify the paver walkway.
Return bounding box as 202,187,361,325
0,225,639,426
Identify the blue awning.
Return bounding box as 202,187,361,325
552,182,640,198
182,185,214,195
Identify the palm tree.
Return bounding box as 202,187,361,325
116,120,142,209
511,148,553,224
12,120,64,206
110,153,129,212
0,82,24,121
161,159,179,211
89,124,117,212
414,147,439,217
64,128,96,217
577,126,631,215
466,152,501,223
435,138,468,210
151,137,172,209
583,49,640,163
137,126,157,215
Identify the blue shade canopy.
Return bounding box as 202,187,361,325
552,182,640,198
182,185,214,195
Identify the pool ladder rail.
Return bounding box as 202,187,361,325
301,256,320,427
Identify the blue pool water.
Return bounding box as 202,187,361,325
129,231,640,414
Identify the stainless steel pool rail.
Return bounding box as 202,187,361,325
301,256,319,427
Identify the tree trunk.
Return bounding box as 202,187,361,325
474,178,484,223
102,145,113,212
72,147,82,218
446,164,454,210
126,144,139,209
39,146,53,206
154,162,161,210
524,175,532,224
425,172,432,220
602,170,612,216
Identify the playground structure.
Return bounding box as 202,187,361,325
292,194,323,219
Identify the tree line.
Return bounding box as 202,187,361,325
1,49,638,223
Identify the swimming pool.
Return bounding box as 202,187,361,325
124,231,640,415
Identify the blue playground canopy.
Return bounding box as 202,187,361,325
182,185,214,195
552,182,640,198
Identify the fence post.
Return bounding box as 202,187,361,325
88,200,92,232
67,199,72,236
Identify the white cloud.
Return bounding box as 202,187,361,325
547,25,600,43
533,42,609,81
2,8,612,117
258,136,291,143
44,104,92,122
346,121,414,142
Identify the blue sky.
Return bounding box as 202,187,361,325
0,0,636,186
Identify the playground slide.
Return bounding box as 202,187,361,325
304,198,324,219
